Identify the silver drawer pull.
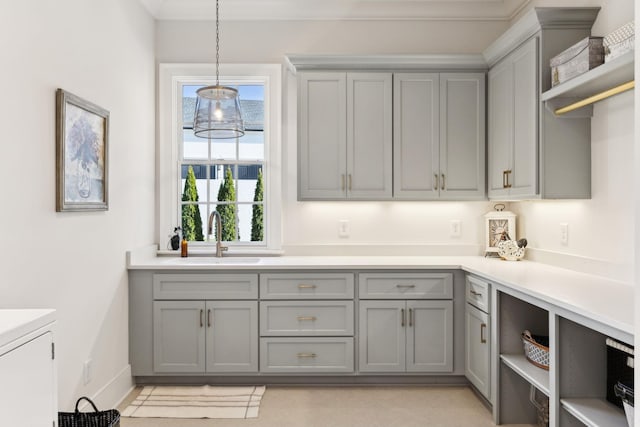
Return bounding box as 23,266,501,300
297,316,317,321
298,284,317,289
396,284,416,288
470,290,482,297
297,353,317,358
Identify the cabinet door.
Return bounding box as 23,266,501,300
406,300,453,372
153,301,206,373
358,300,405,372
487,57,513,199
1,331,56,426
347,72,393,199
510,36,538,198
393,73,440,199
465,303,491,400
205,301,258,372
440,73,486,200
298,72,347,199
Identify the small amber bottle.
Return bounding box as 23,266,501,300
180,237,188,257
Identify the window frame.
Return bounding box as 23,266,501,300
158,63,282,252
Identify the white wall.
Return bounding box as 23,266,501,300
510,1,635,282
0,0,155,410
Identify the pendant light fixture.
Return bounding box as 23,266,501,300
193,0,245,139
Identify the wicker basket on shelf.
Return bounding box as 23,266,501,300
522,330,549,370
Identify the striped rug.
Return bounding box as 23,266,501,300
122,385,266,419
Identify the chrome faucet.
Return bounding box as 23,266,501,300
207,210,228,258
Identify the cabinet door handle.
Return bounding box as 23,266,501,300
341,174,345,191
470,290,482,297
207,309,212,328
441,174,445,191
298,284,316,289
297,353,317,358
481,323,487,343
396,284,416,289
401,308,405,327
199,309,204,328
434,174,439,191
409,308,413,327
348,174,352,191
297,316,317,321
503,170,507,188
505,170,512,188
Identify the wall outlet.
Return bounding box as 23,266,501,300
83,359,93,385
450,220,461,238
338,220,350,238
560,223,569,245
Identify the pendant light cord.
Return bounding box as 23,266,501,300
215,0,220,87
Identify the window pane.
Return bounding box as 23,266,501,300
209,164,235,201
247,203,264,242
237,203,254,243
181,164,207,204
236,164,262,203
211,139,237,160
180,203,207,242
239,131,264,160
210,203,238,242
183,130,208,160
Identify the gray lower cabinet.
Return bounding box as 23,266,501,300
260,337,354,373
358,300,453,373
153,300,258,373
465,274,491,400
465,303,490,399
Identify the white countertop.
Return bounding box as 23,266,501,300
0,309,56,349
128,250,634,339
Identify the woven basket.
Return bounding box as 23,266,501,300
58,397,120,427
522,330,549,370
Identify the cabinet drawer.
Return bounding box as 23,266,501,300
466,275,490,313
358,273,453,299
260,273,354,299
153,274,258,300
260,301,354,336
260,337,354,373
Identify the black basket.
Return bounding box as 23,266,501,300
58,397,120,427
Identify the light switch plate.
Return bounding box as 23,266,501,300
450,220,461,237
338,220,349,238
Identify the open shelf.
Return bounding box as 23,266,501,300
501,354,550,396
561,398,628,427
541,51,634,101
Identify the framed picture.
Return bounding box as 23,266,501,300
56,89,109,211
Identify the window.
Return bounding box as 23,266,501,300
158,64,282,252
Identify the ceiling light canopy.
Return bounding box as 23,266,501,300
193,0,244,139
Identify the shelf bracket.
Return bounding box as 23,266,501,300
550,80,635,117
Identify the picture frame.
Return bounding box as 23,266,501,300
56,89,109,212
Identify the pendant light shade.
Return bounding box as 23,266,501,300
193,0,244,139
193,85,245,139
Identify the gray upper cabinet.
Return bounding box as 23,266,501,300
394,73,486,200
298,72,392,200
485,7,599,200
488,37,538,199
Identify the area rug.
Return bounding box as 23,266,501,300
121,385,266,419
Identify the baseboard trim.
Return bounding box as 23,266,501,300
80,364,134,411
134,375,469,387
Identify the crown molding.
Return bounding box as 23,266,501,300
139,0,531,22
285,54,488,73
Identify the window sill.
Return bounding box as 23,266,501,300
156,248,285,258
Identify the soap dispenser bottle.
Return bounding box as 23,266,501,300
181,236,188,257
